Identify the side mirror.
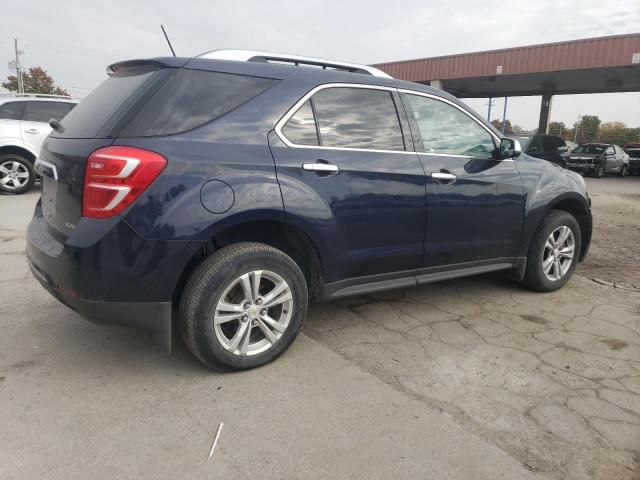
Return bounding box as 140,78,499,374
498,138,521,160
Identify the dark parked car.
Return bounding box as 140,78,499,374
515,134,570,167
623,142,640,174
566,143,630,177
27,51,592,371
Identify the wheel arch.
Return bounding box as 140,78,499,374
171,217,326,310
549,195,591,261
0,144,37,163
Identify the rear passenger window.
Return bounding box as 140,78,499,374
311,87,405,151
282,100,319,146
122,69,278,137
0,101,26,120
24,102,73,122
403,94,495,158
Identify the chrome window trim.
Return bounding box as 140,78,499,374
398,88,502,157
274,83,415,155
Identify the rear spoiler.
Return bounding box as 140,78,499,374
106,57,189,76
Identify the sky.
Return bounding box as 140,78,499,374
1,0,639,130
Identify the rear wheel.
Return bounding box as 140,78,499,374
0,154,35,194
180,242,308,370
521,210,581,292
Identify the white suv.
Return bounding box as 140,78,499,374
0,94,77,194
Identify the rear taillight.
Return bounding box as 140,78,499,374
83,146,167,219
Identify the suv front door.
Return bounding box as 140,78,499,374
269,85,426,289
400,91,525,274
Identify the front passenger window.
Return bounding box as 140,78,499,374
404,94,495,158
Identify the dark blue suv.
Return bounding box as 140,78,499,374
27,51,592,370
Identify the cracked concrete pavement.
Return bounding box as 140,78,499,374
305,176,640,480
1,176,639,479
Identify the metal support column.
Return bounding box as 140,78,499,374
538,93,553,134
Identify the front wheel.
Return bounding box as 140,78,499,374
592,165,604,178
0,154,35,194
521,210,581,292
180,242,308,371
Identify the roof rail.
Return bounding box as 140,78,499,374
0,92,73,100
197,49,392,78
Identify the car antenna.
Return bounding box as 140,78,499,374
161,24,176,57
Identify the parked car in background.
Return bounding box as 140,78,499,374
565,140,578,152
0,94,77,194
514,134,569,167
27,50,592,371
623,142,640,174
566,143,629,177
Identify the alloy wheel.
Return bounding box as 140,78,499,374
213,270,293,356
0,160,30,190
542,226,575,281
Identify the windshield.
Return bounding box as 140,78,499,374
573,145,605,154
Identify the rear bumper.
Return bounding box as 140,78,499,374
26,201,203,352
29,261,173,352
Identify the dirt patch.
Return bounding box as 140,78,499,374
577,177,640,286
601,338,628,350
10,360,37,370
520,314,550,325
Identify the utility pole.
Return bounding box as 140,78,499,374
573,114,581,143
486,97,495,122
501,97,508,133
14,38,25,94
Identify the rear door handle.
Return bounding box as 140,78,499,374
302,163,339,173
431,172,456,181
24,129,40,135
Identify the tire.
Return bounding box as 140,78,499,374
0,154,35,194
521,210,581,293
619,164,628,177
592,165,603,178
180,242,308,371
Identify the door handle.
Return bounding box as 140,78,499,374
24,129,40,134
302,163,339,173
431,172,456,182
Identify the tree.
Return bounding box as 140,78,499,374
2,67,69,96
490,118,513,135
599,121,629,145
572,115,601,144
548,121,567,139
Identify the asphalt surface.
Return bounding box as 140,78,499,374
1,176,639,479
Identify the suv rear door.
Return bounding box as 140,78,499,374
399,91,525,272
269,84,426,288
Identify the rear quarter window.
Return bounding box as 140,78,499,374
24,101,74,123
0,101,26,120
120,69,278,137
56,63,160,138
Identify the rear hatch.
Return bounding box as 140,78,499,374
37,60,179,238
37,57,279,239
